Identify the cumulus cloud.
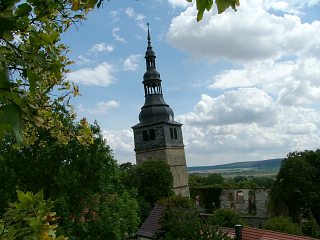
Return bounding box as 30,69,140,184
68,62,116,86
179,88,277,126
89,42,114,54
211,58,320,106
166,0,320,62
123,54,142,71
177,89,320,165
102,129,135,163
112,28,126,43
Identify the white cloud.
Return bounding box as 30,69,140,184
125,7,135,17
177,89,320,166
76,55,92,64
263,0,320,14
102,129,135,163
89,100,120,114
166,0,320,62
125,7,147,31
210,58,320,106
89,42,114,54
168,0,191,8
123,54,142,71
112,28,126,43
68,62,116,86
179,88,277,126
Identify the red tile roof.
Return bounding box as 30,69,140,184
136,205,166,239
222,226,317,240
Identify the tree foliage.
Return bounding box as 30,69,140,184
0,190,67,240
135,160,174,206
0,0,104,144
158,197,232,240
0,120,140,239
270,150,320,225
189,174,274,189
263,216,302,236
208,208,244,228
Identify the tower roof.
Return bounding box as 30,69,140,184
133,24,181,129
143,23,161,84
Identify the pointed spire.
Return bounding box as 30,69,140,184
147,22,151,47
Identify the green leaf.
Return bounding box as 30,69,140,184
0,62,11,90
72,0,79,10
215,0,239,14
205,0,213,11
87,0,98,9
196,0,206,21
16,190,26,203
16,3,32,17
27,69,40,96
0,104,23,143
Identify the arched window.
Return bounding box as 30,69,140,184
236,191,244,203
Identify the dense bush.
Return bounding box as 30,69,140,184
208,208,245,228
263,216,302,235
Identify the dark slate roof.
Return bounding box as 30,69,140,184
222,226,317,240
136,205,166,239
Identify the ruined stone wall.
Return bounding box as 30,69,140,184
220,188,270,218
136,147,190,197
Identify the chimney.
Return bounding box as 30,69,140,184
235,224,243,240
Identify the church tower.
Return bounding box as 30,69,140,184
132,25,190,197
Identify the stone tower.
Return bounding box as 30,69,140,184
132,25,190,197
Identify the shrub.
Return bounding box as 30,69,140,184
263,216,302,235
208,208,245,227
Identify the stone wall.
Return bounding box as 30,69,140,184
220,188,270,218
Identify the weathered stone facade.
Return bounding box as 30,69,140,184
220,188,270,218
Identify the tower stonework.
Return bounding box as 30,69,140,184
132,26,190,197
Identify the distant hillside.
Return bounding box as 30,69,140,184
188,158,284,173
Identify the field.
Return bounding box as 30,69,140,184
188,158,283,178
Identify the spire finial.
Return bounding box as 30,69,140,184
147,22,151,47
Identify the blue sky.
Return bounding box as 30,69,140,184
62,0,320,166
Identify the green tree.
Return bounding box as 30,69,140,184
0,190,67,240
119,162,137,191
208,208,244,228
206,173,224,186
0,0,103,144
270,150,320,225
189,174,208,188
135,160,174,206
0,120,140,239
158,197,232,240
263,216,302,235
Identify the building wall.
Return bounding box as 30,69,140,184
220,188,270,218
136,147,190,197
133,124,184,152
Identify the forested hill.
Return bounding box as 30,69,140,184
188,158,284,173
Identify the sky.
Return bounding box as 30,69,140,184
62,0,320,166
